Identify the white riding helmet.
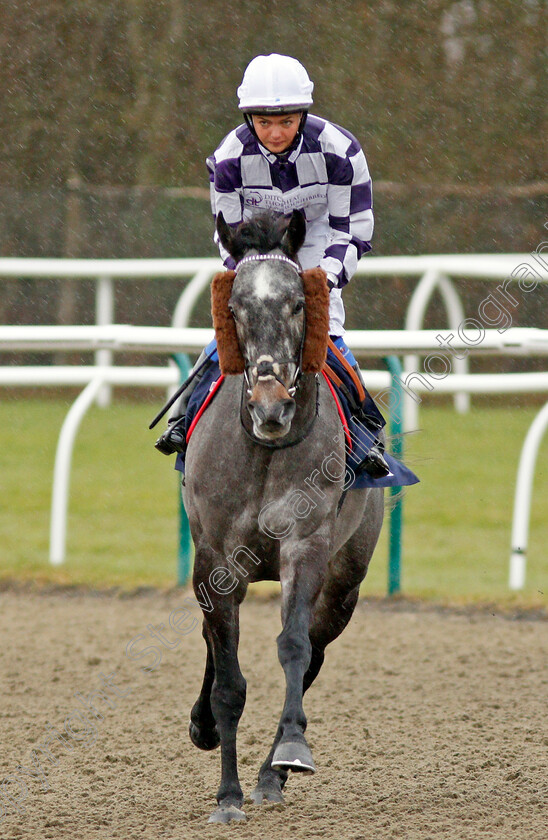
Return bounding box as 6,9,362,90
237,54,314,114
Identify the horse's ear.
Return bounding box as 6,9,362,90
211,270,246,374
281,210,306,259
216,213,238,260
301,268,330,373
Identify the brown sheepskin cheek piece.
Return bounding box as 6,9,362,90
210,271,245,374
301,268,330,373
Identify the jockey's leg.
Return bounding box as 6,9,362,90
155,340,217,455
330,336,390,479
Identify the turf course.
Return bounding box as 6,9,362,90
1,396,546,607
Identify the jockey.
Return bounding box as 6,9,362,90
156,53,389,478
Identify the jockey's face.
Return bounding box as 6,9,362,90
251,113,301,154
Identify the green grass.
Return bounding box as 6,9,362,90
1,396,547,607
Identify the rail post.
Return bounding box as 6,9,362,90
50,377,105,565
172,353,193,585
95,275,114,407
384,355,405,595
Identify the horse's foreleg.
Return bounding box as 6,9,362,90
249,544,326,805
250,638,327,804
203,600,247,824
188,624,220,751
272,537,329,774
251,516,378,805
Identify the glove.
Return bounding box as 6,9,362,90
326,272,338,291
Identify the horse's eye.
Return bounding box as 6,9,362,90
228,304,237,319
293,301,304,315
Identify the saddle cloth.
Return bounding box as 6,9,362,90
174,349,419,489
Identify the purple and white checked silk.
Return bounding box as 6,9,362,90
206,115,374,335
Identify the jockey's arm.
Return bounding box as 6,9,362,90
319,146,374,289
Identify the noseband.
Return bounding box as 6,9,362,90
234,253,306,398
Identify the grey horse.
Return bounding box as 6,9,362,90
182,210,384,824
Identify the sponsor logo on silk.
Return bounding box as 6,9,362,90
244,185,328,212
244,191,264,207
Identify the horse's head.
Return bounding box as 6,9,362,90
211,210,329,442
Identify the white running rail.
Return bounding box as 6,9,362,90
2,252,547,410
2,326,548,589
2,249,548,586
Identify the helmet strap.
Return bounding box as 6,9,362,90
244,113,257,138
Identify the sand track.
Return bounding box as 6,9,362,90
0,589,546,839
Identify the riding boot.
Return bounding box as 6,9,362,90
352,363,390,479
155,350,211,455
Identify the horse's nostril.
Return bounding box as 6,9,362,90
279,399,296,425
248,401,266,423
248,398,295,432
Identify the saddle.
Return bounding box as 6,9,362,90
325,337,366,403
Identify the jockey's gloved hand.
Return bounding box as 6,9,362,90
326,272,337,291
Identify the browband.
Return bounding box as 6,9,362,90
234,254,301,274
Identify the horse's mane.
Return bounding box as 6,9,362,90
230,212,293,258
213,209,328,375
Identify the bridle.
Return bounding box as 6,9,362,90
234,253,306,399
233,251,319,448
235,254,301,272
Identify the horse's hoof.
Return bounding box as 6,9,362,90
248,784,285,805
207,804,246,824
271,740,316,774
188,719,220,751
